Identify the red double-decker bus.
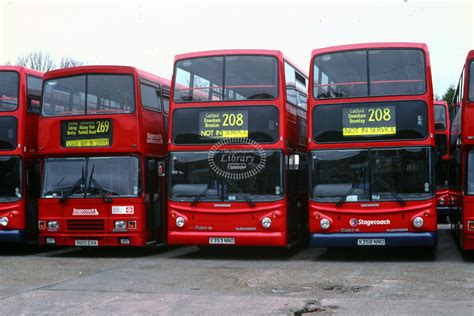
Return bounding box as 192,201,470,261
449,50,474,250
434,101,456,219
168,50,308,247
308,43,437,248
38,65,170,247
0,66,42,244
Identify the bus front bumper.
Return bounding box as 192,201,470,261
0,230,28,244
168,231,287,247
39,232,147,247
310,232,437,248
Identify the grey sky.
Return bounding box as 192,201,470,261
1,0,472,95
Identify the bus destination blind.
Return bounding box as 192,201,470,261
342,106,396,136
199,110,249,139
61,119,112,148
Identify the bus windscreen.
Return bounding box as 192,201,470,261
313,49,426,99
174,55,278,102
434,104,447,130
42,74,135,116
0,71,19,111
470,60,474,101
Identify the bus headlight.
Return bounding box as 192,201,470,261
0,217,8,227
176,216,185,228
48,221,59,231
114,221,127,230
320,218,330,230
439,197,445,206
261,217,272,229
413,216,424,228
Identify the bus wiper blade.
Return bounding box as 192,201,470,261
222,177,256,207
336,186,356,207
60,166,85,204
88,165,112,203
191,183,213,206
89,178,112,203
375,176,406,206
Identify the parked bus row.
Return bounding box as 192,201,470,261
0,42,472,252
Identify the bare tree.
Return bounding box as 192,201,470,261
59,57,84,69
13,51,56,72
6,51,85,71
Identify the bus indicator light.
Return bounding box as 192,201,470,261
467,221,474,231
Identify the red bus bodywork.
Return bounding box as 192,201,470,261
0,66,42,243
308,43,437,248
168,50,308,247
434,101,457,217
450,50,474,250
38,66,169,247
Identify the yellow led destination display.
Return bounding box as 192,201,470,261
61,119,112,148
342,106,396,136
199,110,249,139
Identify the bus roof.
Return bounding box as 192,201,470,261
43,65,170,86
174,49,307,77
311,42,429,58
434,100,448,107
0,65,43,77
467,50,474,59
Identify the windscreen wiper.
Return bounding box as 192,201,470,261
222,177,256,207
191,182,214,206
87,165,112,203
60,166,85,203
375,176,406,206
336,186,356,207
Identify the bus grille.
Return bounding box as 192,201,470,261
67,220,105,231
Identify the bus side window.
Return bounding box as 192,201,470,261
26,75,42,114
141,83,162,111
162,87,170,114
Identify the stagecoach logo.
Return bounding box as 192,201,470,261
350,218,391,227
208,138,266,180
349,218,358,227
72,208,99,216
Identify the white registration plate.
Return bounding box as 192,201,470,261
75,240,99,247
209,237,235,245
357,238,386,246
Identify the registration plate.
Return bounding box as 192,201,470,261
75,240,99,247
209,237,235,245
357,238,386,246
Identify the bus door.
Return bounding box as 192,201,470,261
145,158,166,245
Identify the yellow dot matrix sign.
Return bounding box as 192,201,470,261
199,110,249,139
342,106,396,137
61,119,113,148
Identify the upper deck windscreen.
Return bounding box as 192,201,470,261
173,55,278,102
0,71,19,111
42,74,135,117
313,49,426,99
434,104,447,130
469,60,474,101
